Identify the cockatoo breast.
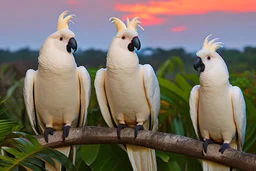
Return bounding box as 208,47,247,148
35,51,80,129
198,84,236,143
105,65,150,125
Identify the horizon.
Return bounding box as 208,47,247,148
0,45,255,54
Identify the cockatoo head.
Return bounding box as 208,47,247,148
194,35,229,86
41,11,77,55
109,17,144,52
107,17,144,69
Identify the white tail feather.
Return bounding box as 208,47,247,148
126,145,157,171
202,160,230,171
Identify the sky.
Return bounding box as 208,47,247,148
1,0,256,52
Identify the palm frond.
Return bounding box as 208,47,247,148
0,120,22,144
0,132,77,171
0,98,6,115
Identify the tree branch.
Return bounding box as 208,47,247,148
36,126,256,170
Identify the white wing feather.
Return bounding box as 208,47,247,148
231,86,246,151
23,69,39,135
189,85,200,139
77,66,91,127
142,64,160,131
94,68,115,128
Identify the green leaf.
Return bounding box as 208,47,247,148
175,74,192,96
171,117,185,136
19,161,43,171
169,160,182,171
184,157,202,171
158,78,188,102
158,113,169,125
172,56,184,72
157,157,171,171
156,150,170,162
0,120,22,143
35,153,56,168
157,59,171,78
5,81,21,100
168,60,174,74
183,74,200,85
23,157,45,169
1,147,22,158
89,144,132,171
46,148,77,171
80,144,100,166
77,161,91,171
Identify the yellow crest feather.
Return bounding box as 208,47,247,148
109,17,127,33
57,11,75,31
127,17,144,31
202,34,224,52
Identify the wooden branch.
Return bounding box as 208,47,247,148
36,126,256,171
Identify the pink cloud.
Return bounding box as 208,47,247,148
170,26,186,32
67,0,78,5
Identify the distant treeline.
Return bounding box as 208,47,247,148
0,47,256,73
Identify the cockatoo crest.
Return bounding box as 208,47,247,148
202,34,224,52
109,17,144,35
57,11,75,31
39,10,77,63
127,17,145,31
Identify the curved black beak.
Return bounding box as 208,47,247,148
193,57,205,72
66,37,77,53
128,36,141,52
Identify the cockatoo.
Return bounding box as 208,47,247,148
189,35,246,170
94,17,160,171
23,11,91,171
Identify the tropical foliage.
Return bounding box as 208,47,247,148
0,47,255,170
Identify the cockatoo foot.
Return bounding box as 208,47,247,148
62,125,71,141
203,139,215,153
44,127,55,143
134,125,144,138
117,123,128,139
219,143,230,154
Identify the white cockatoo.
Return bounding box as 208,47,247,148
94,17,160,171
189,35,246,170
23,11,91,171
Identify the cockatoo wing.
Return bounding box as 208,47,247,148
142,64,160,131
77,66,91,127
95,68,127,151
231,86,246,151
189,85,200,139
23,69,39,135
94,68,115,128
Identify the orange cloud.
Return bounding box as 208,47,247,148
115,0,256,26
171,26,186,32
121,13,164,26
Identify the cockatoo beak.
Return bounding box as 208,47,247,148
66,37,77,53
193,57,205,72
128,36,141,52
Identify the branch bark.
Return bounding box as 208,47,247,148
36,126,256,171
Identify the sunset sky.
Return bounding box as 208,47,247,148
1,0,256,52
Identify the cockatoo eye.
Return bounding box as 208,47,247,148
59,37,63,41
121,36,125,40
207,56,211,60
